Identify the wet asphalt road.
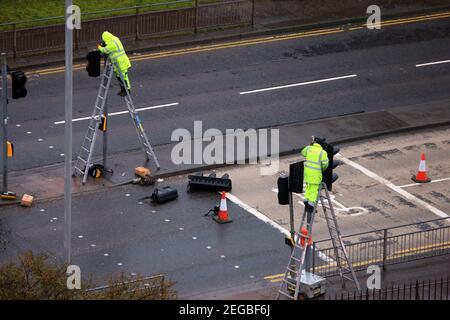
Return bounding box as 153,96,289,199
3,18,450,171
0,177,290,298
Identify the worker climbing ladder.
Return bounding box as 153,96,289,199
73,59,160,184
277,182,361,300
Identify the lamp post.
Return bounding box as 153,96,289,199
1,53,8,194
64,0,73,264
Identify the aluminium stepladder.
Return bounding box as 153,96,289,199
277,182,361,300
73,59,160,184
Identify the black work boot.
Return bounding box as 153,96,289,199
117,85,127,97
304,201,315,215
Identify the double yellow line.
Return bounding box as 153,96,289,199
32,10,450,76
265,240,450,283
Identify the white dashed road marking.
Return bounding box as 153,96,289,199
239,74,358,95
54,102,179,124
416,60,450,67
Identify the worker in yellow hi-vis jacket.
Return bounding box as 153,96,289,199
97,31,131,97
300,136,329,214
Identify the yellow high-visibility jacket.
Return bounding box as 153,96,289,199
98,31,131,72
301,143,329,184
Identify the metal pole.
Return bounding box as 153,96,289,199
102,102,108,167
194,0,199,34
135,7,139,41
382,228,388,270
1,53,8,194
64,0,73,264
102,57,108,168
305,208,312,271
288,191,296,279
288,191,295,246
13,24,17,59
251,0,255,27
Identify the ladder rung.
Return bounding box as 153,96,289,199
282,278,297,285
343,275,355,282
286,267,298,274
294,244,308,250
278,290,294,299
77,156,87,163
88,126,96,131
81,147,89,152
340,268,352,275
74,167,84,173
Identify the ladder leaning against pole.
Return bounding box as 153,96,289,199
73,58,160,184
277,182,361,300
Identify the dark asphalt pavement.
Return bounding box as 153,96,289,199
4,17,450,171
0,177,290,297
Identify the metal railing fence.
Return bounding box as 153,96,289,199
330,277,450,300
86,273,173,299
0,0,254,57
312,217,450,277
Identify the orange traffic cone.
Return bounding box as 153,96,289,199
412,152,431,183
213,192,233,224
300,227,312,247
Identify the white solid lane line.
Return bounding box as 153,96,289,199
239,74,358,95
54,102,179,125
338,155,449,218
416,60,450,67
225,192,334,263
398,177,450,189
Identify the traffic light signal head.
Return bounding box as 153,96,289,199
86,50,101,77
11,71,27,99
315,138,341,191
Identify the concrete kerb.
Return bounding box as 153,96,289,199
10,5,450,71
142,119,450,183
0,110,448,207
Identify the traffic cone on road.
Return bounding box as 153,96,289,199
412,152,431,183
299,227,312,247
213,192,233,224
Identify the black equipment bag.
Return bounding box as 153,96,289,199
151,187,178,204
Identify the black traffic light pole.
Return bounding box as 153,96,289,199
1,53,9,193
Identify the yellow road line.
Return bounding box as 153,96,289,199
131,29,343,61
265,240,450,282
390,240,450,256
37,29,343,75
132,27,342,59
29,10,450,76
349,12,450,30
